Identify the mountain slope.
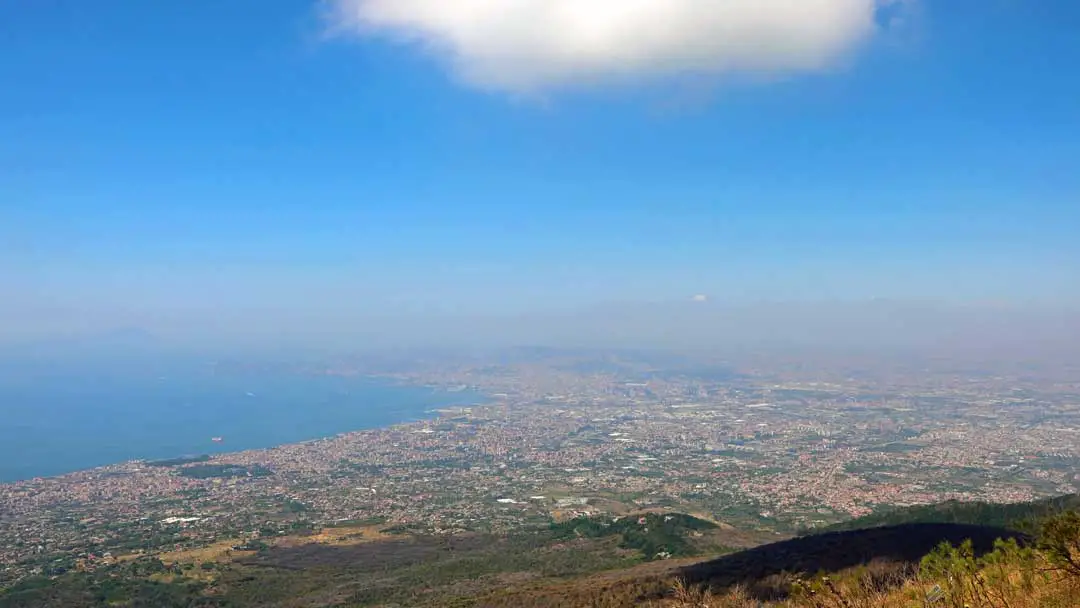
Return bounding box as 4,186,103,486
816,493,1080,534
476,523,1027,607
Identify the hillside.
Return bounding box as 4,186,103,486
679,523,1026,596
0,512,761,608
660,511,1080,608
816,493,1080,533
2,503,1076,607
478,523,1028,607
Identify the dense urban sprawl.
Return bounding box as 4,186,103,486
2,351,1079,585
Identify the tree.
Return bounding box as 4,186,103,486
1039,511,1080,576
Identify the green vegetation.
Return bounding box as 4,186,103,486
324,515,388,528
0,558,222,608
7,502,1080,608
0,512,730,607
145,455,211,467
176,464,273,479
281,499,309,514
664,512,1080,608
209,529,647,606
551,513,720,560
231,539,269,552
816,493,1080,534
870,442,923,453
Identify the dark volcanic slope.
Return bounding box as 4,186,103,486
819,494,1080,533
474,523,1030,607
679,523,1026,590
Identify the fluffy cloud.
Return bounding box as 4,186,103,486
328,0,902,93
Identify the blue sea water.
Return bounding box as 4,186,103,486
0,360,473,482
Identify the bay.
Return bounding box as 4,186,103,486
0,361,474,482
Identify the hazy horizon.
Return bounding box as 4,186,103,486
3,299,1078,363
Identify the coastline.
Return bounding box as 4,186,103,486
0,374,487,485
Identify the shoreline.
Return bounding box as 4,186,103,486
0,377,488,485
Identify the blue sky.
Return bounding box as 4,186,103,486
2,1,1078,346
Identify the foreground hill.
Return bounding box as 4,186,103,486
0,512,762,608
2,503,1075,607
660,511,1080,608
479,523,1027,606
678,523,1025,600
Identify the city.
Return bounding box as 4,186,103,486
3,350,1078,588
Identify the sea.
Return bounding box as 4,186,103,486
0,357,477,483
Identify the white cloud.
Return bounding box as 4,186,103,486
328,0,903,94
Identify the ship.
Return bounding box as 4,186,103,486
211,437,224,443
